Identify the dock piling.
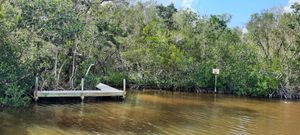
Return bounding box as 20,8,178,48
123,79,126,99
34,77,39,102
81,78,84,101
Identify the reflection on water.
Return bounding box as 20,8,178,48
1,90,300,135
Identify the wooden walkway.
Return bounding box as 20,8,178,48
34,79,126,101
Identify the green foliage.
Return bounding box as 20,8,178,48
1,0,300,107
0,83,30,107
0,1,32,107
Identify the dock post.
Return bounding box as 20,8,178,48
212,69,219,93
81,78,84,101
214,74,217,93
123,79,126,99
34,77,39,102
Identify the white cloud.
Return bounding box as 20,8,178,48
289,0,300,4
182,0,194,9
154,0,195,10
136,0,196,11
285,0,300,12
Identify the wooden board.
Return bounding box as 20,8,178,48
96,83,120,91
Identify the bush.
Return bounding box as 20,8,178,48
0,83,30,107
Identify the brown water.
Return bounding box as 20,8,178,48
1,90,300,135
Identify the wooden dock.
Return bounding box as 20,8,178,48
34,79,126,101
37,89,125,98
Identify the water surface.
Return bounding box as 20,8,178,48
1,90,300,135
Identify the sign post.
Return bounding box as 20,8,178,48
212,69,220,93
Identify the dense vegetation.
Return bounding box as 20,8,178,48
0,0,300,106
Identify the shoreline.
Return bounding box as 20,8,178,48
126,87,300,100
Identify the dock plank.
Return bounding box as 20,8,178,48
96,83,120,91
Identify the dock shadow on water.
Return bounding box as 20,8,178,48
36,96,124,105
1,90,300,135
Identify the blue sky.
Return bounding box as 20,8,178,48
154,0,296,28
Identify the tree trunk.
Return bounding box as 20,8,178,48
54,51,58,90
284,65,291,98
57,59,67,88
70,36,78,89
